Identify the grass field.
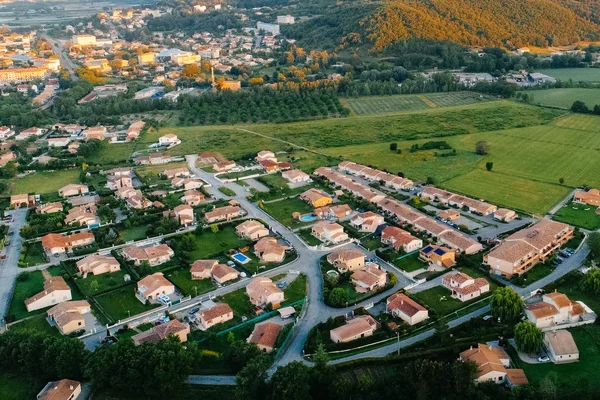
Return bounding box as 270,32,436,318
94,285,159,322
553,201,600,230
166,267,216,296
261,197,314,226
7,169,80,195
22,242,47,267
535,68,600,82
523,88,600,109
87,141,136,164
395,253,427,272
9,314,60,336
184,226,248,260
119,225,148,242
0,373,41,400
219,287,254,317
7,271,46,320
134,161,188,180
75,270,128,296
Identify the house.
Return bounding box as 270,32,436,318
315,204,352,219
350,211,384,233
172,177,202,190
25,276,72,312
15,126,43,140
299,188,333,208
58,184,89,198
190,260,239,284
132,319,189,345
573,189,600,207
115,186,138,199
248,322,283,353
484,220,573,277
67,142,80,154
41,232,95,255
205,205,242,223
122,244,174,266
524,291,586,329
246,277,284,308
255,150,276,162
254,237,288,263
494,208,518,222
65,204,98,227
438,230,483,255
439,209,460,221
236,219,270,240
127,120,145,140
281,169,310,184
326,249,365,272
259,159,280,173
330,315,379,343
419,244,456,268
544,330,579,363
162,167,190,179
47,137,71,147
47,300,90,334
213,160,236,172
10,193,35,208
126,194,153,210
173,204,195,226
459,344,528,386
442,272,490,302
76,254,120,277
0,151,16,167
198,303,234,329
158,133,181,146
82,126,106,141
381,226,423,252
136,272,175,302
182,189,204,206
386,292,429,325
36,202,63,215
37,379,81,400
105,167,132,177
351,264,387,292
311,221,348,244
0,125,14,139
106,175,133,190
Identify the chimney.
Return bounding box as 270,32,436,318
69,385,74,390
469,345,473,350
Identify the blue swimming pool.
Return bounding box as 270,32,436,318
232,252,251,264
299,214,318,222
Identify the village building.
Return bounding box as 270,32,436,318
381,226,423,252
326,249,365,272
122,244,174,266
299,188,333,208
162,167,190,179
37,379,81,400
248,322,282,352
573,189,600,207
25,276,72,312
330,315,380,343
459,344,528,386
236,219,270,240
181,189,204,206
246,277,284,308
314,204,352,219
524,291,587,329
58,184,89,198
76,254,120,277
351,264,387,293
442,272,490,302
36,202,63,215
64,204,99,226
136,272,175,302
350,211,385,233
281,169,310,184
419,244,456,268
544,330,579,363
311,221,348,244
199,303,234,329
386,292,429,325
205,205,243,223
132,319,189,345
41,232,95,255
494,208,518,222
190,260,239,284
254,237,288,263
47,300,91,334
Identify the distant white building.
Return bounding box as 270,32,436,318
73,34,96,46
257,22,280,35
276,15,295,24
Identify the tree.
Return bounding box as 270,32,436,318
328,287,348,307
589,232,600,260
97,205,116,223
475,141,489,155
514,321,543,353
182,63,201,78
581,268,600,294
434,319,453,345
390,142,398,151
270,361,311,400
559,177,565,185
571,100,589,114
426,176,435,185
210,224,219,233
490,287,524,322
485,162,493,171
235,353,271,400
178,233,197,252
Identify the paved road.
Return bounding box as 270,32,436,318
0,208,28,322
41,35,79,80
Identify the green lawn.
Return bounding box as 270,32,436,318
75,270,128,296
134,161,188,180
114,328,139,342
165,267,216,296
411,285,489,317
361,237,382,250
553,201,600,230
22,241,47,267
297,228,322,246
137,322,154,331
9,314,60,336
7,169,80,195
94,285,159,323
218,187,236,197
86,141,136,164
7,271,46,320
282,274,307,305
218,287,254,317
119,225,148,242
514,263,554,287
523,88,600,109
0,373,42,400
261,197,314,226
184,226,248,260
394,253,428,272
534,68,600,83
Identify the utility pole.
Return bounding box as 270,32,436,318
397,331,400,355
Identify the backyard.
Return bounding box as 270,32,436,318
183,225,248,260
261,197,314,226
297,228,322,246
166,267,216,297
94,284,159,323
218,287,254,317
73,269,129,297
7,271,46,321
394,252,427,273
22,241,47,267
553,201,600,230
9,314,60,336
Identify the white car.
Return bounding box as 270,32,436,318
537,356,550,363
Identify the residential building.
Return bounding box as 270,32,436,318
299,188,333,208
172,204,195,227
381,226,422,252
190,260,239,284
47,137,70,147
47,300,90,334
524,291,586,329
573,189,600,207
172,177,202,190
199,303,234,329
0,67,47,84
311,221,348,244
494,208,518,222
350,211,384,233
282,169,310,184
213,160,236,172
419,244,456,268
439,209,460,221
438,230,483,255
326,248,365,272
76,254,120,277
247,322,282,352
254,237,287,263
136,272,175,302
132,319,189,345
351,264,387,293
162,167,190,179
246,277,284,308
420,187,497,215
127,120,145,140
158,133,181,146
205,205,243,223
65,204,98,227
484,220,573,277
105,167,132,177
315,204,352,219
58,184,89,198
182,189,204,206
330,315,379,343
36,202,63,215
255,150,276,162
459,344,528,386
82,126,106,141
137,52,155,65
10,193,34,208
236,219,270,240
122,244,174,266
442,272,490,302
67,142,80,154
544,330,579,363
25,276,72,312
41,232,95,255
386,292,429,325
73,33,96,46
37,379,81,400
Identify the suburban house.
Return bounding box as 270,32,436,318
442,272,490,302
439,209,460,221
544,330,579,363
25,276,72,312
314,204,352,219
107,175,133,190
158,133,181,146
190,260,239,284
105,167,132,178
67,142,80,154
205,205,243,223
494,208,518,222
36,202,63,215
162,167,190,179
76,254,120,277
573,188,600,207
115,186,138,200
459,344,528,386
37,379,81,400
69,194,99,207
126,194,153,210
136,272,175,302
10,193,34,208
182,189,204,206
420,187,497,215
198,303,234,329
326,249,365,272
132,319,190,345
338,161,414,190
236,219,270,240
127,120,145,141
212,160,235,172
299,188,333,208
484,220,573,277
248,322,282,352
419,244,456,268
58,184,89,198
47,137,70,147
330,315,380,343
64,204,99,227
438,230,483,255
254,237,288,263
282,169,310,184
311,221,349,244
381,226,423,252
47,300,91,335
524,291,587,329
41,232,95,255
350,211,384,233
122,244,174,266
246,277,284,308
172,204,195,227
386,292,429,325
172,177,202,190
82,126,106,140
351,264,387,292
255,150,276,162
313,167,387,204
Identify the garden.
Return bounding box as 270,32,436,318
553,201,600,230
260,197,314,226
93,284,160,324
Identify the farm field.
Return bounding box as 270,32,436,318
5,169,80,195
523,88,600,109
534,68,600,82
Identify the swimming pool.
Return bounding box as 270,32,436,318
299,214,318,222
232,252,251,264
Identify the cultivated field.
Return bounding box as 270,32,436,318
535,68,600,82
523,88,600,109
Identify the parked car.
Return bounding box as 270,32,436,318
277,280,287,289
556,258,564,264
1,255,5,260
8,231,14,236
537,356,550,363
189,307,199,315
